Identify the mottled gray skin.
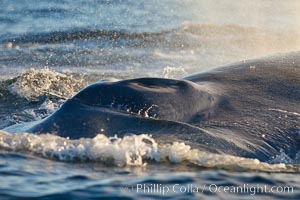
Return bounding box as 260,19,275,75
4,52,300,162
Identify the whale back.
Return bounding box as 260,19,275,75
3,52,300,162
72,78,219,123
184,52,300,161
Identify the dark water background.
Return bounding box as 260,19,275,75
0,0,300,199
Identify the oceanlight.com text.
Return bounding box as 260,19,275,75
122,183,294,196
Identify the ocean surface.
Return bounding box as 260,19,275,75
0,0,300,199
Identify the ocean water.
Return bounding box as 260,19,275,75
0,0,300,199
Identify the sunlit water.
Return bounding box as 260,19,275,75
0,0,300,199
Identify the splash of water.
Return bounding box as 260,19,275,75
8,68,86,101
0,131,294,172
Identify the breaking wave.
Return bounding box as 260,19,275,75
0,130,298,172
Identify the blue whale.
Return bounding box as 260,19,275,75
4,52,300,162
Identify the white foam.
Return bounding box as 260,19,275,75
0,131,294,172
0,131,158,166
8,68,86,100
